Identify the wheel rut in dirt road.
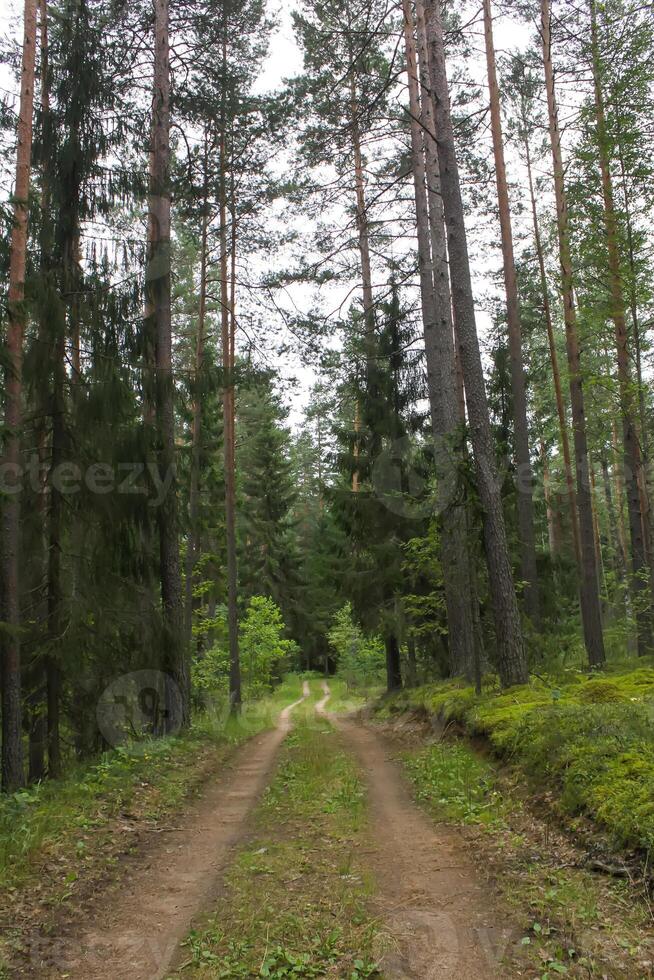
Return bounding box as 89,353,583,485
319,684,517,980
29,684,311,980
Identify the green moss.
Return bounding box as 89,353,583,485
376,666,654,856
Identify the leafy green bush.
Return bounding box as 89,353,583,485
328,604,385,687
240,597,298,698
192,597,298,703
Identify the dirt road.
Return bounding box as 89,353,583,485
26,684,311,980
320,682,517,979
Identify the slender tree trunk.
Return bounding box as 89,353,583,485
352,400,361,493
385,633,402,693
523,129,581,569
185,145,209,643
423,0,527,688
46,329,65,779
406,0,476,680
406,635,418,688
1,0,38,792
600,453,627,581
541,440,559,558
616,140,654,582
220,32,241,711
348,73,374,492
541,0,605,666
348,75,375,346
28,0,51,785
482,0,539,624
589,460,605,596
589,0,651,653
612,420,629,567
148,0,189,727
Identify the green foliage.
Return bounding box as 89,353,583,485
327,604,385,687
240,597,299,698
192,598,298,703
379,666,654,854
404,744,503,826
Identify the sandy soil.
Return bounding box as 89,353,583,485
319,683,519,979
24,684,310,980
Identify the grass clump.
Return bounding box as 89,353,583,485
377,665,654,856
404,743,504,826
176,711,379,979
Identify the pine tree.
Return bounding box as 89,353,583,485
1,0,38,792
422,0,528,688
541,0,606,667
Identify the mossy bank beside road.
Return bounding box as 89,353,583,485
377,666,654,858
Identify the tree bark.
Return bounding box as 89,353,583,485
348,75,375,346
541,0,605,666
482,0,539,624
406,635,418,688
27,0,51,785
522,127,581,569
589,0,651,652
148,0,189,727
406,0,476,680
220,31,241,712
385,633,402,693
423,0,528,688
184,143,210,643
1,0,38,792
600,453,627,582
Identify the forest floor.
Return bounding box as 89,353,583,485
2,678,653,979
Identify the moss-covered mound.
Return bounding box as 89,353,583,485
376,667,654,855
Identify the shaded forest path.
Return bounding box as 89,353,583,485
319,682,517,979
31,684,311,980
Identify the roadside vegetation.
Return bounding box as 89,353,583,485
377,664,654,858
174,703,379,979
0,677,305,973
370,663,654,978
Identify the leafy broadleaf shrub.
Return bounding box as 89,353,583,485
192,597,297,703
328,604,385,687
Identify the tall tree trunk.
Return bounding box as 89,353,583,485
348,73,374,491
406,635,418,688
541,0,605,666
148,0,189,727
46,328,65,779
220,32,241,712
423,0,527,688
522,126,581,568
482,0,539,624
405,0,476,680
348,75,375,346
27,0,51,785
612,420,630,568
1,0,38,792
541,440,559,558
589,460,605,597
600,453,627,582
589,0,651,653
385,633,402,693
616,137,654,585
184,145,210,643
